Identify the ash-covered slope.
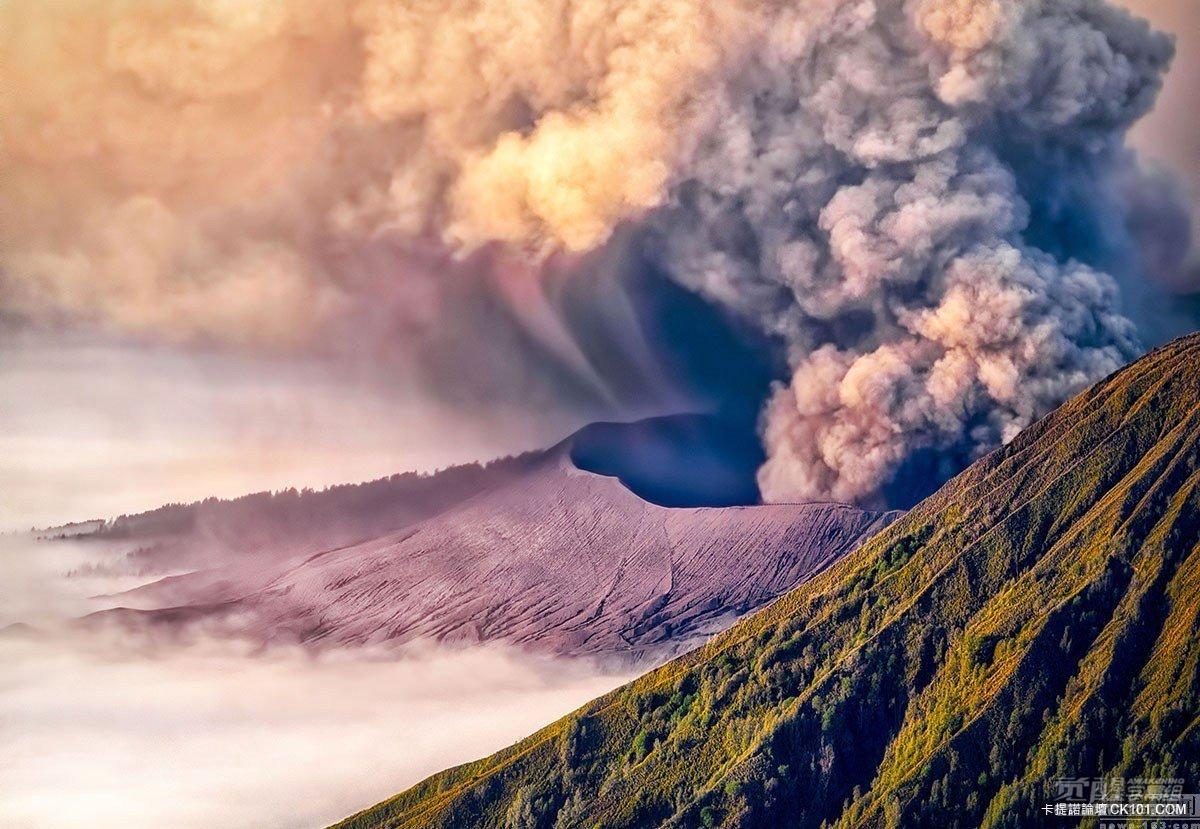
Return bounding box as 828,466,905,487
59,452,543,604
334,334,1200,829
88,415,896,659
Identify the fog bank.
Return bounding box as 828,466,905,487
0,533,631,829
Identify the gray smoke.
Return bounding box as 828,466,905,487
648,0,1177,503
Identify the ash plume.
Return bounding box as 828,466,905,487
651,0,1176,503
1,0,1191,505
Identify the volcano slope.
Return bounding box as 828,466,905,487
82,415,896,661
335,333,1200,829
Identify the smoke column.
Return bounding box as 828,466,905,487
0,0,1188,505
650,0,1176,503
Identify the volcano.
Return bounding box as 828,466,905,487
78,414,896,661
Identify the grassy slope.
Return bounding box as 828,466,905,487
333,334,1200,829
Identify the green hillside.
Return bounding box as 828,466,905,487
334,334,1200,829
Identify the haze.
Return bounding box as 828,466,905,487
0,330,582,532
0,534,630,829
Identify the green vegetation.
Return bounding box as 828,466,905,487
333,334,1200,829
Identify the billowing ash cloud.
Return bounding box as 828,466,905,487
649,0,1178,504
1,0,1191,505
1,0,735,344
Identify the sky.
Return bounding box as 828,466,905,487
1122,0,1200,214
0,328,581,531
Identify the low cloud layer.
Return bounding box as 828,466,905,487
2,0,1195,504
0,634,626,829
0,534,630,829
